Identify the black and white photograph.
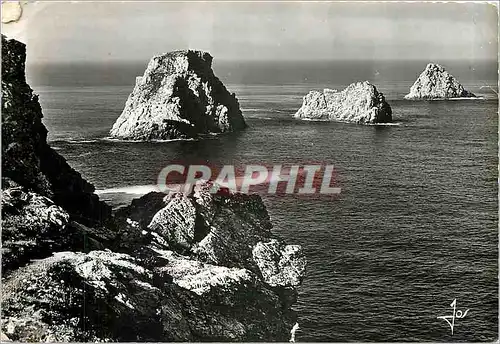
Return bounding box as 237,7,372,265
1,1,498,342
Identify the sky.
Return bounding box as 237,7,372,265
2,1,498,62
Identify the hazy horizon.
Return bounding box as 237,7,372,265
2,1,498,64
27,59,498,88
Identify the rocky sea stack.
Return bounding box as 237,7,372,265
109,50,247,140
294,81,392,124
1,36,306,342
404,63,476,100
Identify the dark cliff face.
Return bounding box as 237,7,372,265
1,35,111,226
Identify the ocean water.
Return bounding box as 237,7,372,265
28,60,498,342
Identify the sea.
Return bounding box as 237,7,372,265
27,59,498,342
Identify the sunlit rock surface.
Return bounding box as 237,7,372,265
404,63,476,99
110,50,247,140
294,81,392,124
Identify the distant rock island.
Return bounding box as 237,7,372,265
294,81,392,124
405,63,476,100
110,50,247,140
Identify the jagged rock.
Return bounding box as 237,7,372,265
1,35,111,226
294,81,392,124
155,249,256,295
1,250,164,342
252,239,306,288
153,249,295,341
1,250,148,341
405,63,476,99
2,247,298,342
116,182,306,288
2,178,306,341
109,50,247,140
1,179,109,273
148,193,197,252
1,179,70,272
112,182,306,338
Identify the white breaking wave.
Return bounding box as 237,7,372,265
297,117,402,126
102,137,198,143
50,139,100,144
244,116,274,120
367,122,403,126
298,118,330,122
445,97,485,100
95,184,161,195
422,97,485,101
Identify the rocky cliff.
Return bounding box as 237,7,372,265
2,35,111,226
404,63,476,99
1,36,306,342
2,183,306,342
294,81,392,124
109,50,247,140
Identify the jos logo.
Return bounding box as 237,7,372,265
437,299,470,335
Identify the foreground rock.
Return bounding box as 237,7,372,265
3,183,306,342
294,81,392,124
109,50,247,140
405,63,476,100
116,183,307,288
2,36,306,342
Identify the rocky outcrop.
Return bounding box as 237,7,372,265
404,63,476,99
294,81,392,124
1,178,115,273
109,50,247,140
2,182,307,342
112,182,306,340
1,35,111,226
2,36,305,342
2,251,165,342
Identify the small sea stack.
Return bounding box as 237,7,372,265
110,50,247,140
404,63,476,100
294,81,392,124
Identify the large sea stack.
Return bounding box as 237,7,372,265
294,81,392,124
110,50,247,140
404,63,476,100
1,36,306,342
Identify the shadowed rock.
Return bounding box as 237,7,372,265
404,63,476,100
1,251,164,342
294,81,392,124
1,35,111,226
110,50,247,140
3,182,306,341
